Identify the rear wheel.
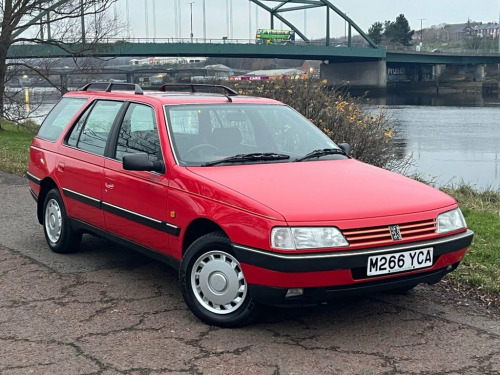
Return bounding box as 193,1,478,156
180,232,260,327
43,188,81,254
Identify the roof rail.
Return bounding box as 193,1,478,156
159,83,238,96
78,82,144,95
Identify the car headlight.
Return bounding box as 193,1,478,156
271,227,349,250
437,208,466,234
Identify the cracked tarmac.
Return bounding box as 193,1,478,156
1,171,499,374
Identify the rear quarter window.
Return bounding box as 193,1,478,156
37,97,87,141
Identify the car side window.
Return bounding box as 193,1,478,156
37,97,87,141
66,100,123,156
115,103,161,162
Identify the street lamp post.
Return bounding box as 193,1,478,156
203,0,206,41
145,0,149,40
190,2,195,42
152,0,157,41
419,18,425,45
80,0,85,44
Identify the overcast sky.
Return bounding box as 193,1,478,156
114,0,500,41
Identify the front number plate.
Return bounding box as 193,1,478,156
367,247,433,276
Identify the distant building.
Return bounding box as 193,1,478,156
426,22,499,43
230,68,306,81
203,64,235,78
477,23,500,39
129,57,207,65
301,60,321,75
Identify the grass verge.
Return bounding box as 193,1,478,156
0,122,36,176
0,124,498,299
450,208,500,294
442,185,500,297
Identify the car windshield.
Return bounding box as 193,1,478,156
164,104,346,166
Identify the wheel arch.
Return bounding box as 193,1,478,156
37,177,59,224
182,218,227,255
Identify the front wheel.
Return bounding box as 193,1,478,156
180,232,260,327
43,188,81,254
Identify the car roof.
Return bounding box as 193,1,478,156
64,83,283,106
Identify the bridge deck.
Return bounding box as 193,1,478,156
8,42,500,65
9,42,385,62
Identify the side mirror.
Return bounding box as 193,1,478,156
338,143,351,155
123,153,165,174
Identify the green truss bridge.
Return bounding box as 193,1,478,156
8,0,500,88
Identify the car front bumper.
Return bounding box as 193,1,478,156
233,229,473,306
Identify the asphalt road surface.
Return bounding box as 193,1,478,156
1,171,499,375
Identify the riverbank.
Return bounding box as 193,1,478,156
1,123,498,304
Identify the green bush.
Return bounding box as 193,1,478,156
231,78,409,171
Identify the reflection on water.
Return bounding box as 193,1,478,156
364,92,500,190
368,92,500,108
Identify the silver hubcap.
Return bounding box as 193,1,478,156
191,250,247,315
45,198,62,244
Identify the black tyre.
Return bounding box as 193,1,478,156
180,232,260,327
43,188,81,254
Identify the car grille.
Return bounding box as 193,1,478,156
342,219,437,248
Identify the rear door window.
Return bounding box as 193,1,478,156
37,97,87,141
66,100,123,156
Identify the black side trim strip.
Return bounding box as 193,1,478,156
26,172,41,185
69,218,180,271
29,188,38,202
61,188,181,237
63,188,101,209
102,202,180,236
233,230,473,273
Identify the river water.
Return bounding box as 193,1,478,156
365,92,500,190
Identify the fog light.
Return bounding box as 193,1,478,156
286,288,304,298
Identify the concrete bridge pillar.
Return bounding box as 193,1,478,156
320,60,386,89
432,64,444,79
59,74,68,95
475,65,486,81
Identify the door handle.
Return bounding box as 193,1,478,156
105,182,114,189
57,162,65,172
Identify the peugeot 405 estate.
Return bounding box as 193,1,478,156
27,83,474,327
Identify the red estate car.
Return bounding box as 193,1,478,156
27,83,473,327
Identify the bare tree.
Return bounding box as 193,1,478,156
0,0,121,130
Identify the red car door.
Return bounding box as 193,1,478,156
103,102,172,255
57,100,124,228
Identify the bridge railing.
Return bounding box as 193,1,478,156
12,37,373,49
100,37,373,48
383,44,500,55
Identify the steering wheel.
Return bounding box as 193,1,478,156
182,144,219,159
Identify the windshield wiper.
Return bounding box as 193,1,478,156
295,148,346,162
203,153,290,166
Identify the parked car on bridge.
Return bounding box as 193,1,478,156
27,82,473,327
